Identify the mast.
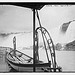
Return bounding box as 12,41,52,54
33,8,36,72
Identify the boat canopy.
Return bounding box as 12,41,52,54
0,3,46,10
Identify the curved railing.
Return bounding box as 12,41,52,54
35,27,61,72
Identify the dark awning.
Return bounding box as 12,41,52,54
0,2,74,10
0,3,47,10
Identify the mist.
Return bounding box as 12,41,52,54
0,5,75,48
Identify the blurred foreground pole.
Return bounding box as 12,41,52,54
33,9,36,72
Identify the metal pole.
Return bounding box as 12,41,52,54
33,9,36,72
13,36,16,56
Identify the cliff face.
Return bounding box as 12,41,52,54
65,40,75,51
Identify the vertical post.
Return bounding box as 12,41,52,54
13,36,16,56
33,9,36,72
36,32,39,61
52,44,56,72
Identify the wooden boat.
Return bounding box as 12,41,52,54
6,50,51,72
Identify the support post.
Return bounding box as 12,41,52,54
13,36,16,56
35,32,39,61
33,9,36,72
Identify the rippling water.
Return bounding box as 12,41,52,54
0,48,75,72
0,49,10,72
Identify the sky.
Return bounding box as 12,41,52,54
0,5,33,33
0,5,75,33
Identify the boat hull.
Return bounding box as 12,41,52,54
6,59,50,72
6,50,51,72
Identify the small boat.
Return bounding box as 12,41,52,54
6,49,51,72
6,35,52,72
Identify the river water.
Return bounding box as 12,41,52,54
0,47,10,72
0,48,75,72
